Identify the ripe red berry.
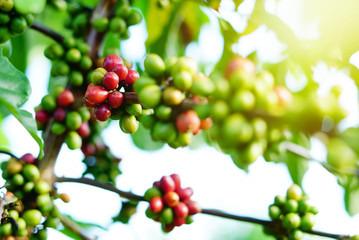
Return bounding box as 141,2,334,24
185,201,201,215
103,55,123,72
107,91,124,108
35,109,50,124
170,173,181,190
162,223,175,233
149,196,164,213
57,90,74,107
113,63,128,80
85,86,109,105
94,104,111,121
21,154,36,164
163,192,180,207
153,181,161,188
81,143,96,156
176,110,201,134
173,216,186,227
173,202,189,218
160,176,176,193
124,69,139,85
177,187,193,201
54,108,66,122
84,97,96,108
103,72,120,90
200,117,213,130
77,122,90,137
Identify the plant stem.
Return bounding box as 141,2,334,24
55,177,352,240
30,22,64,43
59,214,95,240
0,150,19,160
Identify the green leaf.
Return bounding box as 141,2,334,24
113,200,139,224
339,127,359,156
14,0,46,14
64,215,107,231
0,114,9,150
59,229,82,240
343,177,359,216
131,124,164,151
233,0,245,10
284,132,310,186
0,53,43,157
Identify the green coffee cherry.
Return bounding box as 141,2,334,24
287,184,303,201
300,213,315,231
212,100,230,121
172,57,198,75
79,107,91,122
230,89,255,111
51,84,66,98
229,69,254,89
282,213,301,230
10,16,27,35
0,0,14,12
125,104,142,117
155,105,172,121
0,222,12,236
23,164,40,181
35,180,52,194
93,17,109,32
138,85,162,108
9,210,19,220
51,122,66,135
12,173,24,185
66,131,82,150
284,199,298,213
116,4,131,18
91,68,107,85
152,121,176,142
66,111,82,130
144,54,166,78
80,56,92,70
0,27,10,43
191,73,215,96
24,13,35,26
41,95,57,112
110,17,126,33
23,182,35,192
133,76,157,93
70,71,84,86
22,209,42,226
66,48,82,63
120,115,139,134
144,186,162,201
17,217,26,230
174,71,192,91
140,115,155,129
127,9,143,26
0,13,10,24
160,207,174,225
289,230,303,240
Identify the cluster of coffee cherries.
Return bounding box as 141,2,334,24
35,85,91,150
144,174,201,232
0,154,68,238
84,54,142,133
135,54,214,148
0,0,35,43
63,1,92,38
93,1,142,40
206,56,293,169
266,184,318,240
45,38,92,82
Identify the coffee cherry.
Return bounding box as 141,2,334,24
6,160,22,175
163,192,180,207
107,91,123,109
120,115,139,134
103,55,123,72
113,63,128,80
77,122,90,137
13,173,24,185
185,201,201,215
10,16,27,35
125,104,142,116
144,54,166,78
274,86,292,107
176,110,201,134
70,71,84,86
59,193,70,203
269,205,281,220
0,13,10,24
134,76,157,92
58,90,74,107
300,213,315,231
170,173,181,190
191,73,215,96
22,164,40,181
66,111,82,130
127,9,143,26
66,131,82,150
125,69,139,85
53,108,66,122
21,153,36,164
85,85,109,105
138,85,162,108
162,87,185,105
173,216,186,227
225,55,256,78
274,195,286,206
144,186,162,201
41,95,57,112
171,57,198,76
81,143,96,157
103,72,120,90
66,48,82,63
161,207,174,225
0,0,13,12
23,209,42,226
287,184,303,201
174,71,192,91
51,122,66,135
93,17,109,32
160,176,176,193
173,202,189,218
282,213,301,230
177,187,193,201
34,181,51,194
149,196,164,213
200,117,213,130
91,68,108,85
109,17,126,33
79,107,91,122
95,104,111,121
289,230,303,240
152,122,177,142
230,90,255,111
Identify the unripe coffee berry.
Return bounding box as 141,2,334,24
66,111,82,130
66,48,82,63
91,68,107,85
66,131,82,150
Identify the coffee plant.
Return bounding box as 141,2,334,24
0,0,358,239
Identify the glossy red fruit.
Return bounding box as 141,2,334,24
153,181,161,188
85,86,109,105
225,56,256,78
35,109,50,124
177,187,193,201
77,122,90,137
84,97,96,108
170,173,181,190
160,176,176,193
149,196,164,213
81,143,96,156
103,72,120,90
21,154,36,164
176,110,201,134
53,108,66,122
103,55,123,72
200,117,213,130
107,91,124,108
173,202,189,218
162,223,175,233
185,201,201,215
57,90,74,107
163,192,180,207
125,69,139,85
173,216,186,227
94,104,111,121
113,63,128,80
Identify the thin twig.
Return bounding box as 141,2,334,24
0,150,19,160
59,214,95,240
30,22,64,43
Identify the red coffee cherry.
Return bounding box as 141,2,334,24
163,192,180,207
94,104,111,121
54,108,66,122
177,187,193,201
77,122,90,137
103,72,120,90
176,110,201,134
103,55,123,72
173,202,189,218
170,173,181,190
57,90,74,107
81,143,96,157
85,85,109,105
21,154,36,164
173,216,186,227
185,201,201,215
35,109,50,124
124,69,139,85
107,91,124,108
160,176,176,193
113,63,128,80
153,181,161,188
200,117,213,130
83,97,96,108
149,196,164,213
